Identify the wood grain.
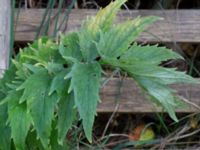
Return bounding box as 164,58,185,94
0,0,11,73
15,9,200,43
98,78,200,113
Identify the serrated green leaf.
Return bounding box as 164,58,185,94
57,92,76,145
78,28,99,62
120,62,197,85
120,43,183,65
46,62,64,74
49,69,69,96
106,57,197,121
0,64,17,94
59,33,82,63
0,105,11,150
7,90,31,150
133,76,178,121
67,62,101,142
18,69,58,148
50,120,72,150
97,16,159,58
23,63,45,74
21,38,64,67
12,60,31,80
49,69,76,145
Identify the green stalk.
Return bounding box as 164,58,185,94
43,0,56,36
35,0,54,39
57,0,77,32
53,0,65,37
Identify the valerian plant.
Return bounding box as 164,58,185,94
0,0,197,149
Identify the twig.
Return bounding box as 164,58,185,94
101,68,120,87
168,128,200,143
100,133,130,141
178,95,200,111
152,124,190,149
103,139,128,147
154,123,200,149
101,75,125,139
100,103,120,139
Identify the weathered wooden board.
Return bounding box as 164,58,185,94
98,78,200,113
0,0,11,76
15,9,200,43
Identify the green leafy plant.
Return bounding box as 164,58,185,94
0,0,197,149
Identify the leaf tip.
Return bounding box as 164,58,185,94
57,139,63,146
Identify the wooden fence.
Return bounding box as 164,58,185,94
1,8,200,112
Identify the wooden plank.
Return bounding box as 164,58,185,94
0,0,11,75
15,9,200,43
98,78,200,113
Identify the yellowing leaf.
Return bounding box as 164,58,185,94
129,124,155,141
190,117,198,129
83,0,127,33
129,124,145,141
139,127,155,141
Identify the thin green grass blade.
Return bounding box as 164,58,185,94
52,0,65,37
35,0,54,39
57,0,77,32
43,0,56,36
